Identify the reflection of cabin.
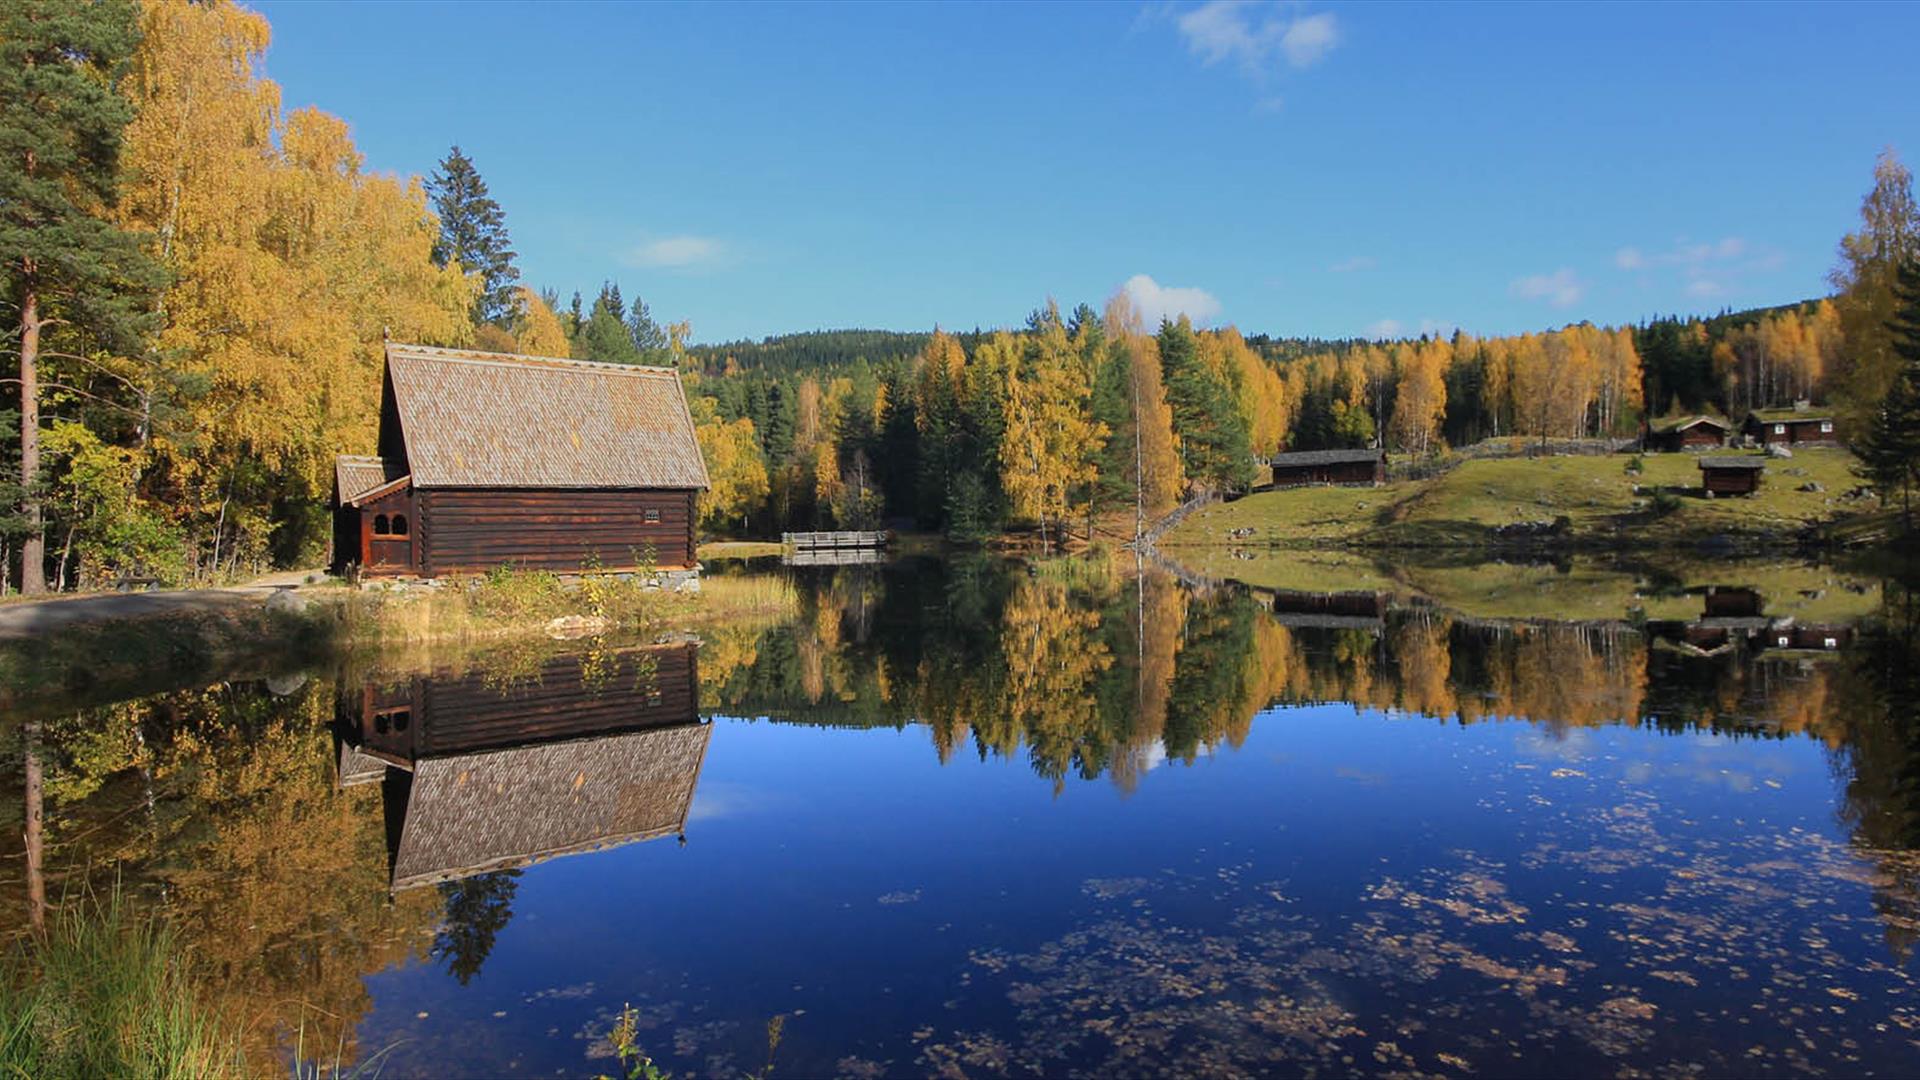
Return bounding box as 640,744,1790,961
1264,449,1385,488
331,343,710,578
1259,588,1388,630
1698,456,1764,496
1745,406,1838,447
1765,622,1854,652
1645,415,1730,452
1701,587,1763,619
335,643,709,890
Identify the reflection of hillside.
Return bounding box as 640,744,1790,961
335,644,708,890
701,560,1887,784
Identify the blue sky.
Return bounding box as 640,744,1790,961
252,1,1918,345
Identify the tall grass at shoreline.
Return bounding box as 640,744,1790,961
0,892,242,1079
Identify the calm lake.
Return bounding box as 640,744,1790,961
6,554,1920,1077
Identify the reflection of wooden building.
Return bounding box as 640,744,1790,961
1259,588,1388,631
1645,415,1730,452
335,643,709,890
331,343,709,578
1745,407,1838,447
1264,449,1386,488
1699,456,1764,496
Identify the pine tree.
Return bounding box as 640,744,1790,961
1856,261,1920,534
1,0,162,593
426,145,520,327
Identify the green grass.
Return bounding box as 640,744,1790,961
1164,547,1885,626
0,893,243,1080
1164,447,1869,549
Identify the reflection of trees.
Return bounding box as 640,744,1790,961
3,684,440,1067
434,870,521,985
1831,575,1920,958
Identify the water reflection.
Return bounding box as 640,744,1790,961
3,555,1919,1074
333,644,708,890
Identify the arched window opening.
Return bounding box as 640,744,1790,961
390,514,408,536
374,514,390,535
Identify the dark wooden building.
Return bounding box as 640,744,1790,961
1745,406,1838,447
1264,448,1386,488
1698,456,1765,496
1644,415,1730,452
332,343,709,578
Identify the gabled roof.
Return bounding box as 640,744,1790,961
1266,448,1385,468
1748,407,1833,424
384,343,710,490
1649,414,1730,434
334,455,406,505
389,722,712,890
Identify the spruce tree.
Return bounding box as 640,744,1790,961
627,295,669,360
1,0,161,593
427,145,520,327
1856,261,1920,534
1158,317,1255,492
576,284,640,364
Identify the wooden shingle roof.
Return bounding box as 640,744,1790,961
1698,456,1766,470
333,454,405,505
385,343,710,490
388,722,711,890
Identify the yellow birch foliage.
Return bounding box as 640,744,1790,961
1389,338,1449,454
512,286,571,357
696,416,768,532
996,326,1107,535
117,0,471,561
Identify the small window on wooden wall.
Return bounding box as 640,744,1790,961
372,513,409,537
373,514,390,535
645,508,661,523
391,514,408,535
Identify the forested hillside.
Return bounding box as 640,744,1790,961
5,0,1918,593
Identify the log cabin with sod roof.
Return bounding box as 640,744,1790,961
1744,404,1839,447
1644,415,1731,452
331,344,710,579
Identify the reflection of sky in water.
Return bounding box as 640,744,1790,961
355,703,1919,1078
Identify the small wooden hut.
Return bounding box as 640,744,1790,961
332,343,709,578
1645,415,1730,452
1698,456,1764,496
1745,405,1838,447
1265,448,1386,488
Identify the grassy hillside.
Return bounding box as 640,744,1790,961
1165,447,1867,550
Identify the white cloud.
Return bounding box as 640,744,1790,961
1329,255,1377,273
626,234,726,270
1614,247,1645,271
1613,235,1785,306
1281,12,1340,67
1123,274,1223,326
1364,316,1457,341
1175,2,1339,73
1510,268,1585,309
1685,279,1725,299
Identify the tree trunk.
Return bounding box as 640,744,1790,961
17,276,45,594
24,720,46,935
